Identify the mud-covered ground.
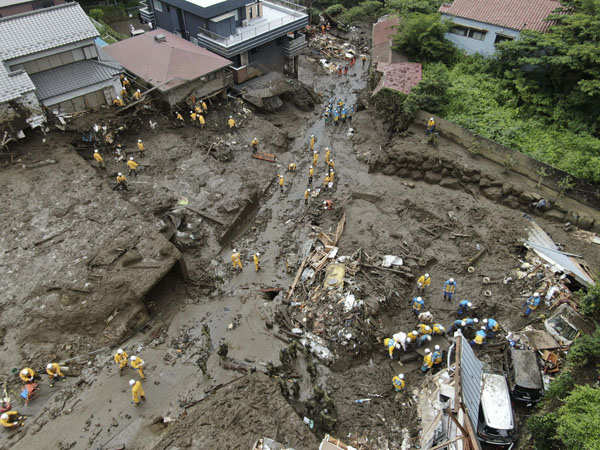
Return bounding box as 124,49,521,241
1,28,599,449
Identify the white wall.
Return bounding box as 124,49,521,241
442,15,521,56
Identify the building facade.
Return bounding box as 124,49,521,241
0,0,64,18
443,16,519,56
139,0,308,74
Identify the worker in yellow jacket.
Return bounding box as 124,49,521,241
46,363,65,386
93,149,105,168
137,139,145,157
392,373,405,392
253,252,260,272
0,411,23,428
228,116,236,129
130,379,146,406
19,368,35,384
114,348,128,374
231,249,242,270
127,157,139,177
130,356,145,379
421,348,433,373
417,273,431,293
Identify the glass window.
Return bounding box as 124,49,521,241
468,29,487,40
153,0,163,12
450,25,468,36
494,34,514,44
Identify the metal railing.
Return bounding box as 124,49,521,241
267,0,307,13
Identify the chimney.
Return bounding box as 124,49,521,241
154,34,167,42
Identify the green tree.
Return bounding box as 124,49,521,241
89,8,104,21
392,13,457,64
409,62,451,113
556,386,600,449
580,283,600,320
385,0,445,15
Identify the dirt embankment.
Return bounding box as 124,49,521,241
0,143,180,370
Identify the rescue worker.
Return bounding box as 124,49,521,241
116,172,128,191
0,411,23,428
127,157,139,177
93,149,105,168
383,337,398,359
406,330,419,342
347,104,354,122
201,99,208,112
132,89,141,101
448,319,466,334
323,199,334,210
418,311,433,323
313,151,318,166
130,356,145,379
309,135,315,151
137,139,145,157
417,323,432,335
463,317,479,330
323,174,331,191
392,373,405,392
432,323,446,336
411,296,425,316
426,117,436,135
19,368,35,384
321,24,325,34
251,137,259,153
114,348,128,374
175,111,184,123
198,113,205,129
338,99,344,108
195,104,202,115
278,174,284,193
122,77,130,89
231,249,242,270
113,96,124,107
525,292,541,316
130,379,146,406
341,108,346,122
471,327,487,347
253,252,260,272
416,334,432,348
432,345,443,366
304,188,310,205
443,278,456,301
333,112,339,126
361,54,367,66
421,348,433,373
482,318,500,335
121,86,128,99
327,159,335,172
417,273,431,293
325,147,331,164
46,363,64,386
228,116,236,129
308,166,314,185
287,162,297,172
190,110,197,124
457,300,472,317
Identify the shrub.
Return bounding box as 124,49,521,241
409,62,451,113
545,371,575,402
566,328,600,369
339,1,383,23
324,4,346,16
527,412,561,450
392,13,457,64
580,283,600,320
89,8,104,21
556,386,600,449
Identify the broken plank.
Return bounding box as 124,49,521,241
252,152,277,163
184,206,226,227
334,212,346,245
33,227,71,246
287,256,309,300
24,159,58,169
360,263,414,278
466,247,487,266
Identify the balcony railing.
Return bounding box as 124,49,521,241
199,16,301,46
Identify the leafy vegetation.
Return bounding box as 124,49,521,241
392,13,456,64
580,283,600,320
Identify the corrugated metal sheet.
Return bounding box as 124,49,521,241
460,334,483,430
523,215,595,287
30,60,120,100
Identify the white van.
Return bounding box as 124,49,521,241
477,372,516,447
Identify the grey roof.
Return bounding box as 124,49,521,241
30,60,120,100
0,64,35,102
523,214,595,287
460,333,483,431
0,3,98,61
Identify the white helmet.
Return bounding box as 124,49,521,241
47,363,53,370
473,318,479,324
483,319,488,324
323,201,327,205
425,273,430,278
94,149,98,153
129,157,134,161
190,111,194,114
417,297,423,301
449,278,455,283
254,137,257,140
424,326,431,332
229,115,233,118
136,89,140,92
460,320,466,326
233,249,237,253
129,379,135,386
118,172,122,176
20,369,28,376
311,134,314,137
138,139,142,142
424,335,432,342
307,188,311,192
481,326,486,330
130,355,136,361
406,337,412,343
117,348,124,354
434,345,440,350
430,117,434,121
116,96,121,99
412,330,418,335
534,292,540,297
0,413,7,420
398,373,405,379
467,302,472,307
256,252,260,257
425,348,431,354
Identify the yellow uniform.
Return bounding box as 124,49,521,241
228,118,235,128
417,323,432,335
407,331,419,341
328,160,335,170
278,176,284,189
93,152,103,163
121,88,128,98
195,105,202,114
304,190,310,201
313,152,318,166
202,101,208,112
383,338,397,358
190,112,197,122
417,274,431,289
127,160,138,171
19,368,35,383
428,118,435,128
325,149,330,163
130,356,145,379
422,353,433,370
288,163,296,172
231,252,242,269
114,351,128,370
309,136,315,151
137,141,144,153
176,112,183,121
432,324,446,335
131,381,145,405
116,174,127,184
132,90,141,100
122,78,130,88
253,254,260,272
251,138,259,148
329,171,335,182
198,115,205,127
392,376,405,392
0,411,20,428
323,175,330,187
309,167,314,177
46,363,64,380
113,97,124,107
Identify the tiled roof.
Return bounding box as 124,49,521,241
439,0,562,32
0,3,99,61
30,60,120,100
0,64,35,102
372,14,400,47
373,62,422,95
103,29,231,91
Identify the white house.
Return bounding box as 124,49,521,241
439,0,562,55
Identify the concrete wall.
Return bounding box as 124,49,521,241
415,110,600,210
164,68,230,105
45,78,121,112
441,15,520,56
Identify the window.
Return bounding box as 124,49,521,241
153,0,162,12
449,23,487,40
494,34,514,44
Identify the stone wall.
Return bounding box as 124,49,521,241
370,145,599,233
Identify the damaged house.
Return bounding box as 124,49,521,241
0,2,122,139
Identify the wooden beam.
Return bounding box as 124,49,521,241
286,255,309,300
461,404,481,450
453,335,462,414
446,409,469,440
334,212,346,245
430,435,467,450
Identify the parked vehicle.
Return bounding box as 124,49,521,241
504,348,544,405
477,371,516,447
